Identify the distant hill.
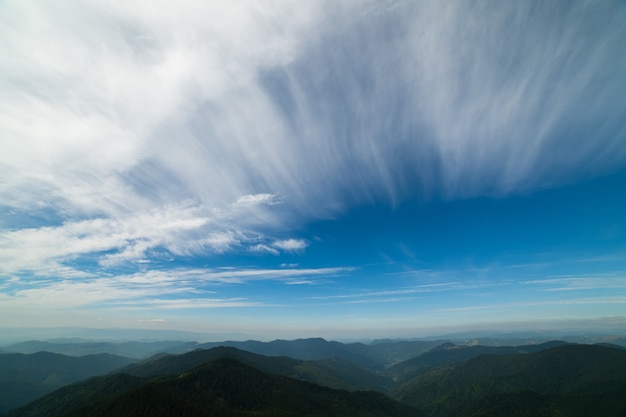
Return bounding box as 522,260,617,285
392,343,626,417
387,341,568,381
8,352,422,417
199,337,445,371
1,337,445,371
0,352,135,414
0,340,198,359
122,345,392,393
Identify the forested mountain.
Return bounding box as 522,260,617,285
1,337,446,370
0,352,135,414
199,338,445,371
0,340,199,359
6,340,626,417
8,353,421,417
64,359,420,417
387,341,568,381
392,344,626,417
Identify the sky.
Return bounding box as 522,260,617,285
1,0,626,341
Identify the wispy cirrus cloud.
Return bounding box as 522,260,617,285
435,296,626,314
1,0,625,332
249,238,309,255
2,0,625,224
0,195,307,276
0,0,320,217
120,298,267,310
310,282,470,303
0,266,354,313
522,274,626,291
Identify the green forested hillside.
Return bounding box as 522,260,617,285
7,346,396,417
392,344,626,417
199,338,445,371
123,345,391,392
6,373,145,417
0,352,135,414
7,342,626,417
387,341,567,381
10,358,422,417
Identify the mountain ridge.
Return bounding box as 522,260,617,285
392,343,626,417
8,351,422,417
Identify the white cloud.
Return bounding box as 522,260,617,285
0,0,320,218
0,202,213,274
310,282,467,301
2,0,624,226
285,280,320,285
195,266,354,284
521,275,626,291
250,244,280,256
1,0,625,317
235,193,281,207
0,195,317,276
0,266,354,314
272,239,308,253
124,298,265,310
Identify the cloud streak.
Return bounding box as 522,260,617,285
0,266,354,313
522,275,626,292
435,296,626,314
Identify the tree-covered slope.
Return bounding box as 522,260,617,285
387,341,568,381
199,338,445,371
9,358,423,417
0,352,135,414
68,359,422,417
7,346,397,417
8,342,626,417
121,345,391,392
392,344,626,417
6,373,145,417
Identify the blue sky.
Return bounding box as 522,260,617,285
1,0,625,340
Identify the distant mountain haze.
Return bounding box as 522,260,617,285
0,340,199,359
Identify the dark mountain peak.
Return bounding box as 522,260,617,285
196,345,240,355
294,337,328,342
269,337,333,347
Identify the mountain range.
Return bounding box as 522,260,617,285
3,337,626,416
8,346,419,417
